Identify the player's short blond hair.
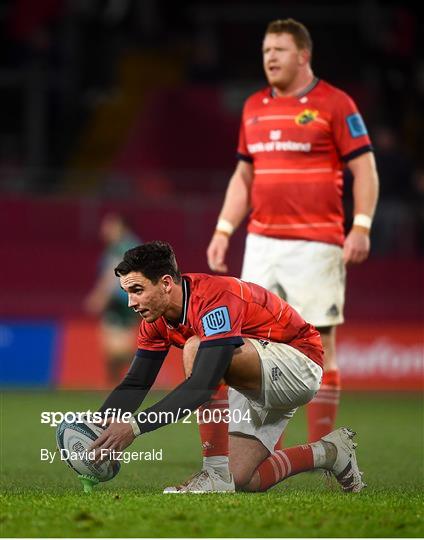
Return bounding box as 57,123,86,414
265,18,313,53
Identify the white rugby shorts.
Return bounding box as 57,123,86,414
241,233,346,327
229,338,323,453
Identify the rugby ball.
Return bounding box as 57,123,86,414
56,419,120,482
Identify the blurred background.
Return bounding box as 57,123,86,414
0,0,422,391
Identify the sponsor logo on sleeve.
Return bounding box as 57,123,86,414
201,306,231,337
346,113,368,138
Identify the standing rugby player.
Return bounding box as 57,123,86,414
206,18,379,474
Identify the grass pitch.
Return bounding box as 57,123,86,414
1,390,423,538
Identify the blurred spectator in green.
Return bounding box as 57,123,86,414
84,213,141,383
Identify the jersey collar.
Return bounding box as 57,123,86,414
179,276,190,325
270,77,320,99
164,276,190,329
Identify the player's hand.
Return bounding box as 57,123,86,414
343,227,370,265
89,418,135,463
207,232,230,273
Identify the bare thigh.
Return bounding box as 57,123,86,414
183,336,262,394
225,339,262,393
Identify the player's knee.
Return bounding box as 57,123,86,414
182,335,200,378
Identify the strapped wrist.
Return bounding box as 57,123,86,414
129,414,141,437
214,229,231,238
352,224,371,235
216,218,234,236
353,214,372,229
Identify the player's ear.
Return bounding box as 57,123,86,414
162,275,173,293
298,48,310,66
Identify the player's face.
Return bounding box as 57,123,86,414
262,33,306,89
120,271,169,323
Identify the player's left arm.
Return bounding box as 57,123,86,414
137,342,236,431
344,151,379,264
90,342,237,459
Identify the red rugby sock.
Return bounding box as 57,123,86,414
257,445,314,491
198,384,229,457
307,369,341,442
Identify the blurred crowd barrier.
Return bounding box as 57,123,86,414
0,195,423,391
0,319,422,391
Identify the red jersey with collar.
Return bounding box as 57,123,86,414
237,79,373,246
137,273,323,368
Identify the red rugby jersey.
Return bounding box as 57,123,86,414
137,273,323,368
237,79,373,246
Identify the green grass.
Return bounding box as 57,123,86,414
0,390,423,537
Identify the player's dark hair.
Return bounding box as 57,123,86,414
265,18,313,53
115,241,181,284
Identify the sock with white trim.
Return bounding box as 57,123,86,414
257,444,314,491
203,455,230,481
198,384,230,481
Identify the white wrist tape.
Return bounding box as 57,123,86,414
216,218,235,236
353,214,372,229
129,414,141,437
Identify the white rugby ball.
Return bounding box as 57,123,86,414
56,419,120,482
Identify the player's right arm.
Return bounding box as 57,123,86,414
207,159,253,273
98,349,167,414
343,151,379,264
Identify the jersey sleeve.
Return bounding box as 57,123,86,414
193,289,245,347
236,104,253,163
137,320,170,352
331,91,373,162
